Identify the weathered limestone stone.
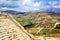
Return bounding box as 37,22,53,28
0,14,34,40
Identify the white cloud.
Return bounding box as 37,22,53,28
53,5,60,8
49,1,60,9
0,0,60,12
23,0,33,4
0,7,15,10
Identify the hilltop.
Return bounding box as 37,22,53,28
13,12,60,28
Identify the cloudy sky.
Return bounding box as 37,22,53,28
0,0,60,12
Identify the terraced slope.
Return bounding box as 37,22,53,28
0,14,34,40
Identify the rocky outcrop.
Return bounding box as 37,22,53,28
0,14,34,40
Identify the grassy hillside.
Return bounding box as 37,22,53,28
13,12,60,27
13,12,60,37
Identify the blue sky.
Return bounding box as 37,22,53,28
0,0,60,12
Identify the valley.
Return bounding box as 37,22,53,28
13,12,60,37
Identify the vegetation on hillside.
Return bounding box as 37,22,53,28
13,12,60,37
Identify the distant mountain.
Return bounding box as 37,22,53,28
46,8,60,15
1,10,25,15
0,7,60,15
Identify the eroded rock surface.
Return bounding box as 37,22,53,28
0,14,33,40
